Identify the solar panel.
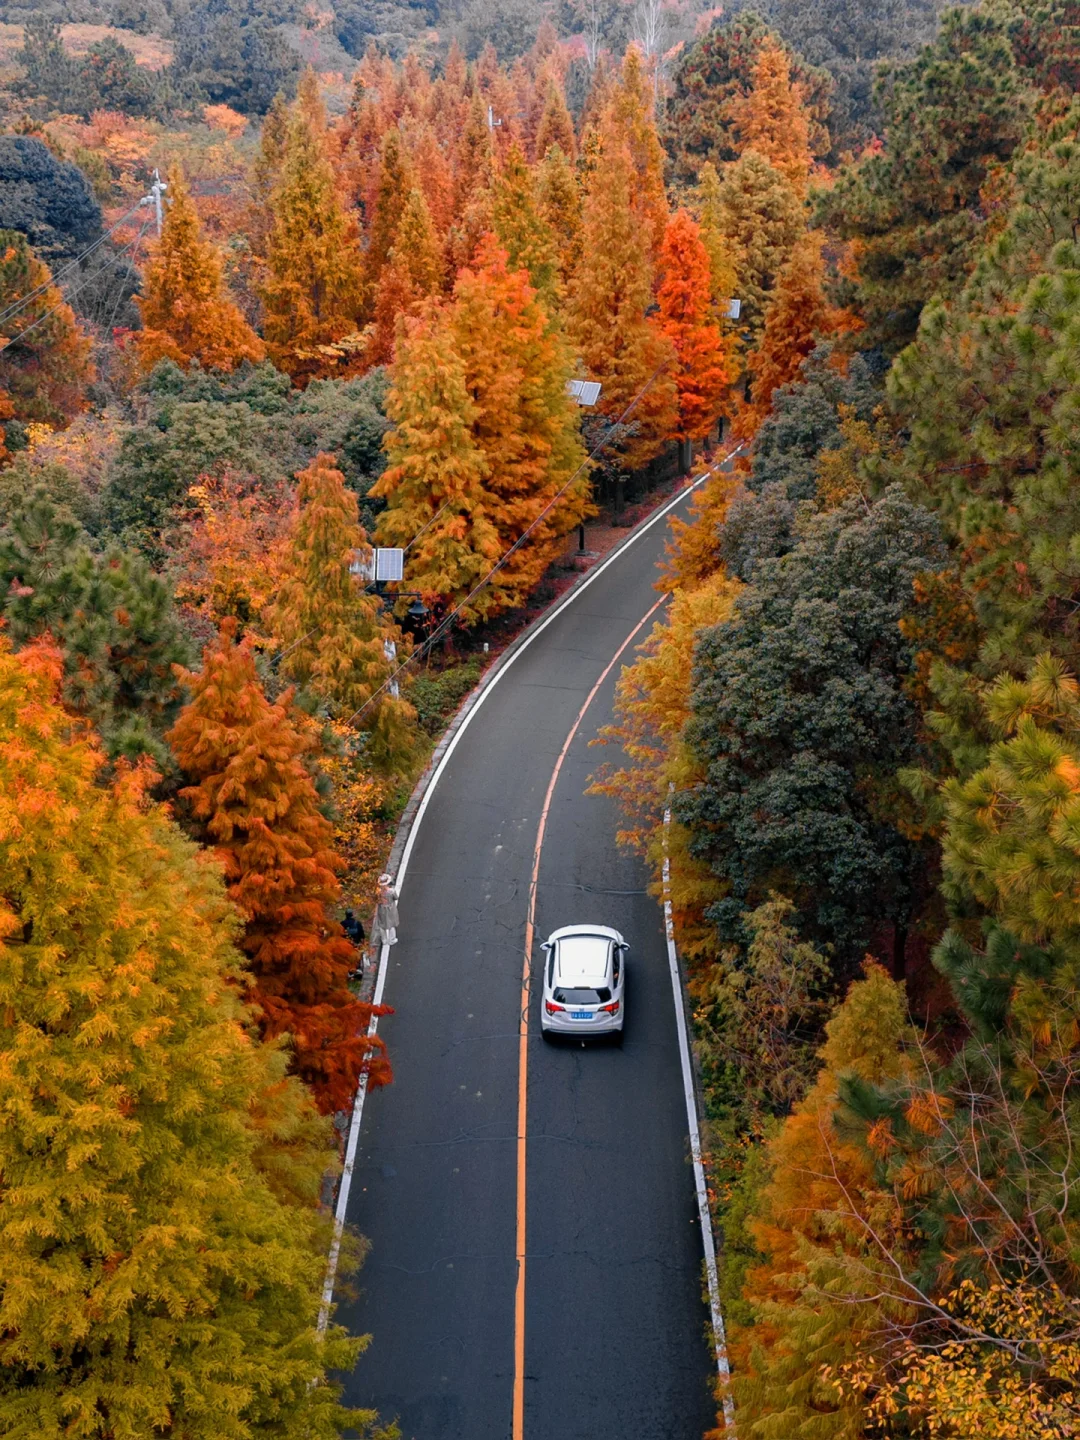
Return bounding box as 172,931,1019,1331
374,548,404,583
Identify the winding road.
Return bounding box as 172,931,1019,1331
334,482,718,1440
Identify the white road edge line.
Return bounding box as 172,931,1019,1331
663,802,735,1433
318,444,744,1333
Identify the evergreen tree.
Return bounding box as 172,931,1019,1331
657,209,734,441
679,488,944,977
568,142,678,471
820,6,1026,352
0,636,378,1439
374,305,501,619
270,454,414,769
0,229,92,428
0,489,190,765
169,624,391,1113
261,111,366,381
137,172,264,374
888,115,1080,678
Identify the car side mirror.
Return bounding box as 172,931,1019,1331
540,941,553,951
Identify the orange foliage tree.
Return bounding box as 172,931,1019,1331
447,236,590,609
605,46,669,261
374,304,500,618
0,229,92,427
168,623,391,1114
364,128,412,310
366,186,444,367
731,38,815,197
658,210,736,441
167,470,296,629
136,172,264,374
742,230,844,434
568,143,678,470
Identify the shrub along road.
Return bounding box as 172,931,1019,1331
334,488,717,1440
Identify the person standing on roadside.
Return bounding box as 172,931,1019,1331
370,873,400,956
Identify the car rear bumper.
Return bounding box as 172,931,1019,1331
541,1011,623,1036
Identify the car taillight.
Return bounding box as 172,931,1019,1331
545,1000,564,1014
599,1001,620,1014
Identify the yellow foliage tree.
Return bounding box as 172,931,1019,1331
261,111,366,381
269,453,415,770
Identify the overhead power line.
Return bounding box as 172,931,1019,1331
3,215,152,351
0,198,146,329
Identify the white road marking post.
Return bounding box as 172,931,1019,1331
663,799,736,1433
318,444,745,1333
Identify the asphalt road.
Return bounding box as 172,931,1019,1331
335,491,716,1440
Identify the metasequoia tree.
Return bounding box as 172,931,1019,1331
374,306,500,618
604,46,669,260
364,128,412,308
568,142,677,470
270,453,414,768
260,111,365,381
367,185,444,366
137,172,264,373
536,143,583,285
534,76,576,160
730,962,916,1436
492,143,560,308
694,162,740,321
713,150,803,344
657,209,735,441
743,230,841,433
0,637,376,1438
447,237,590,608
0,228,92,427
168,624,390,1114
730,38,814,197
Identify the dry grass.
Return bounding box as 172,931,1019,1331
0,22,173,71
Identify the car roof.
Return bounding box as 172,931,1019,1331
547,924,623,944
554,933,612,987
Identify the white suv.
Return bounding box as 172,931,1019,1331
540,925,627,1039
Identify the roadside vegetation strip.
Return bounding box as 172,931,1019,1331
319,442,744,1333
663,800,735,1432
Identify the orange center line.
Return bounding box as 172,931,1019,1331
512,593,669,1440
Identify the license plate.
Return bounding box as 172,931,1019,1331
570,1010,593,1020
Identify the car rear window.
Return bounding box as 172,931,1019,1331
553,987,611,1004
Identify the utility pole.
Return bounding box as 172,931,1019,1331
141,169,167,236
487,104,502,135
